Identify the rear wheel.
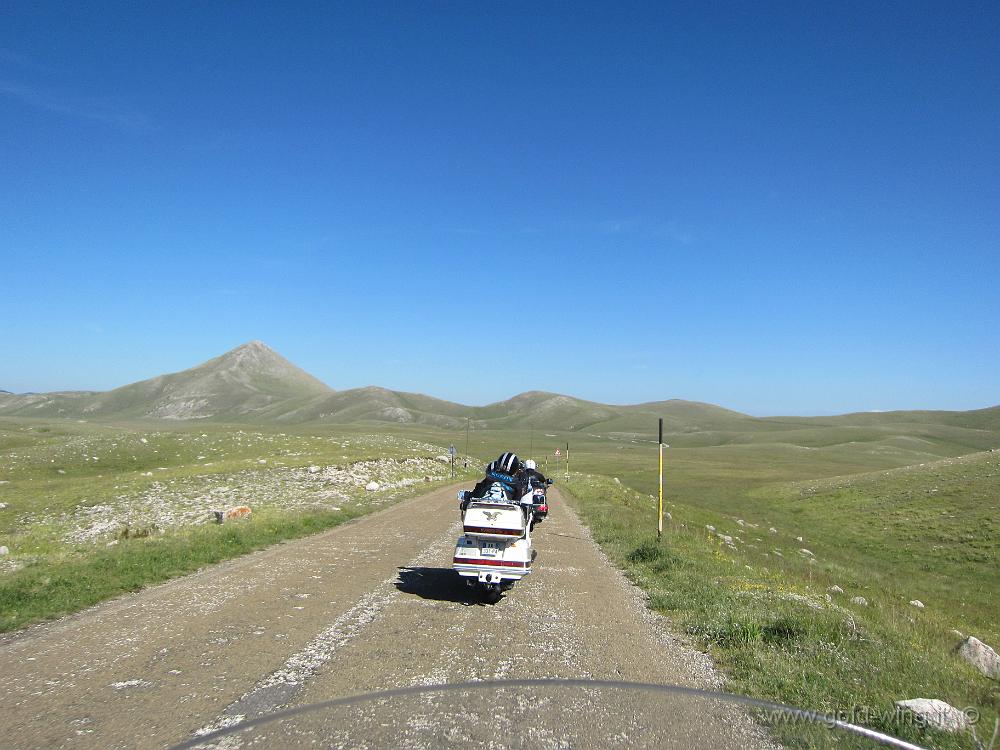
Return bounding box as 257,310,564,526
482,583,502,604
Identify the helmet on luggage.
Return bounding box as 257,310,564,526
524,459,536,470
495,452,520,474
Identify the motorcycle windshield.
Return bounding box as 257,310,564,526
173,679,942,750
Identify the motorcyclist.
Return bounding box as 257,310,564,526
521,459,550,523
522,459,547,487
460,452,525,512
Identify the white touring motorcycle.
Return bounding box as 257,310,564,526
454,483,540,603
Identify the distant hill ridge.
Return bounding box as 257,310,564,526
1,341,997,432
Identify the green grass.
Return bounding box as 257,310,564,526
0,418,474,631
561,463,999,750
0,505,359,632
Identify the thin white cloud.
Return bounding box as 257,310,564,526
0,79,152,132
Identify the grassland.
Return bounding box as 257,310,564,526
2,408,998,748
561,453,998,750
0,418,475,631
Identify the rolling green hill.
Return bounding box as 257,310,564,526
1,343,997,443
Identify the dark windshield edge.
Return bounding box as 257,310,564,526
170,678,930,750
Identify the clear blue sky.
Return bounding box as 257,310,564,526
1,1,997,415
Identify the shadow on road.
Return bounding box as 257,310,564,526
395,566,492,606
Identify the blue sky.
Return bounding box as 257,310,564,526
1,1,997,415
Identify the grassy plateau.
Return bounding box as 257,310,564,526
1,403,998,749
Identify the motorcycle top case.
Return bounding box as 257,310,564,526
462,501,525,540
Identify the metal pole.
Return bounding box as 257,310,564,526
465,417,470,468
658,418,664,541
566,442,570,478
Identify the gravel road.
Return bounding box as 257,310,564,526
0,484,774,749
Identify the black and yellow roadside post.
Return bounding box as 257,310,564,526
657,418,664,541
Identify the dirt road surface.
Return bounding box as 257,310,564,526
0,485,773,749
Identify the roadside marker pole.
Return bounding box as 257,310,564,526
658,418,664,542
566,442,570,479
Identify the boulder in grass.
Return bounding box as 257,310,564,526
850,596,868,607
308,465,320,474
0,546,8,556
365,481,380,492
894,699,969,733
910,600,925,609
957,636,1000,681
214,506,252,523
828,585,844,595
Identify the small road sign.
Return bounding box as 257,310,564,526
448,445,456,455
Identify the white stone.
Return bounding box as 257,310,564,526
365,481,380,492
140,438,148,444
613,477,620,484
769,527,777,534
798,548,814,557
705,525,716,533
850,596,868,607
0,502,7,510
0,546,8,555
909,600,925,609
795,536,804,542
894,699,969,733
828,585,844,595
308,465,320,474
957,636,1000,681
435,455,451,465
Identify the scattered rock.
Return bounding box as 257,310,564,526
719,534,733,544
705,525,716,533
435,455,450,465
57,469,66,475
957,636,1000,681
795,536,804,542
214,506,252,523
257,459,267,465
0,502,7,510
798,548,814,557
894,699,969,733
949,629,964,640
365,481,380,492
736,519,745,527
910,600,925,609
828,585,844,595
140,438,148,444
613,477,620,484
768,527,777,534
0,546,8,556
663,511,672,521
307,465,320,474
850,596,868,607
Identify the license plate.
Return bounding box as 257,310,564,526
481,542,499,556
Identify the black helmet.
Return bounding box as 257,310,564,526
495,452,520,474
